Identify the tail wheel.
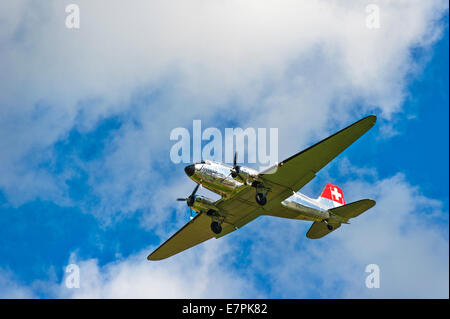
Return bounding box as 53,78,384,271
211,221,222,234
323,219,333,231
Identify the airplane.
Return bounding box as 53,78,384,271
148,115,377,260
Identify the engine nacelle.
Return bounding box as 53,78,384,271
231,166,259,184
191,195,218,213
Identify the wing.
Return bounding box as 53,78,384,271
192,114,376,240
147,212,218,260
259,115,377,210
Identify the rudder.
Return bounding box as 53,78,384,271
317,183,345,208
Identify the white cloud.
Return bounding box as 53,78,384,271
228,172,449,298
0,1,447,213
0,269,36,298
57,240,261,298
0,1,448,299
26,169,440,299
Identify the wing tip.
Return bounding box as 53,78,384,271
363,198,377,209
147,253,164,261
306,233,321,239
358,114,377,127
365,114,377,126
147,250,166,261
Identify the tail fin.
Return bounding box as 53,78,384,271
317,183,345,208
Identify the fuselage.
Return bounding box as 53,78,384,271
185,160,332,222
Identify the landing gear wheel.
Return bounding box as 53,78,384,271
255,193,267,206
211,221,222,234
253,182,268,206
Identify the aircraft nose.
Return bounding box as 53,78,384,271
184,164,195,177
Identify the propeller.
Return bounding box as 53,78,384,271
177,184,200,219
231,152,241,179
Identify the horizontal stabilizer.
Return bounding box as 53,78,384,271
306,221,341,239
306,199,376,239
329,199,376,220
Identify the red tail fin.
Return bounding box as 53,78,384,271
318,183,345,207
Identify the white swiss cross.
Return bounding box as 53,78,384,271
330,187,342,201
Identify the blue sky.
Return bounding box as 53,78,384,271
0,2,448,298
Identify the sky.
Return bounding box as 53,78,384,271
0,1,448,298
